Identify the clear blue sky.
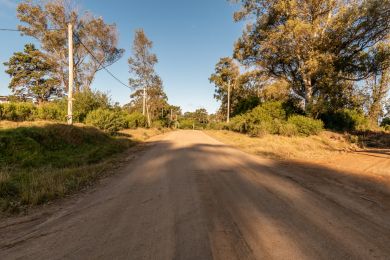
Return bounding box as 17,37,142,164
0,0,244,113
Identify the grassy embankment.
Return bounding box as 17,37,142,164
204,130,359,160
204,130,390,194
0,121,167,213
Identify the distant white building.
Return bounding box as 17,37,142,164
0,96,9,104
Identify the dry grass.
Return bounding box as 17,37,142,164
204,130,358,160
0,120,88,129
0,120,171,141
119,128,171,142
0,120,55,129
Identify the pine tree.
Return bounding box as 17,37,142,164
4,44,61,103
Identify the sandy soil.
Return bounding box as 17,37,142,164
1,130,389,259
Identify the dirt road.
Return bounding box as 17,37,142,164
1,131,390,259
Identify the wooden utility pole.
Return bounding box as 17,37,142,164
142,87,146,115
67,23,74,125
227,80,231,123
146,103,151,127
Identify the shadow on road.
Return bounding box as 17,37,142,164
1,134,390,259
144,140,390,259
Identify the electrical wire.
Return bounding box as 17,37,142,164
0,28,21,31
0,27,132,91
0,28,63,31
73,33,132,90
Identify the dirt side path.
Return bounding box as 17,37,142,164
1,130,389,259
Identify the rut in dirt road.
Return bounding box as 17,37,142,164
1,130,390,259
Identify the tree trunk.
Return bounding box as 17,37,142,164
369,70,389,125
146,105,151,128
303,75,313,114
143,87,146,116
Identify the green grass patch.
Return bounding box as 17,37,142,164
0,124,133,213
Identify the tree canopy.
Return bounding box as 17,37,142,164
17,0,124,92
4,44,61,103
128,75,169,122
128,29,158,91
209,57,240,116
233,0,390,115
128,29,162,126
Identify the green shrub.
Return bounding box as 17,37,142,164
287,115,324,136
41,90,111,123
207,121,227,130
247,101,286,124
247,121,272,136
179,119,195,129
278,123,299,136
249,119,285,136
151,120,165,129
226,102,323,137
85,108,127,134
0,102,36,121
321,109,370,132
0,90,111,123
227,102,287,135
381,117,390,127
126,112,147,129
246,102,285,135
35,102,66,121
71,89,111,123
228,115,248,133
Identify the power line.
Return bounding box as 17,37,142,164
0,28,63,32
0,27,132,91
0,28,21,31
73,33,132,90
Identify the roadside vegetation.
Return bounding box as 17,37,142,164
0,123,130,213
224,102,323,137
179,0,390,145
205,130,358,160
179,100,389,148
203,0,390,148
0,75,173,215
0,89,178,134
0,121,169,214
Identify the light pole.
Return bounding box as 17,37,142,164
67,23,74,125
227,79,231,123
